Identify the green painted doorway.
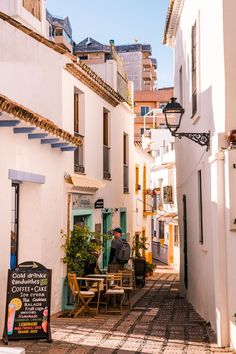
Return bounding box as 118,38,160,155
120,209,127,240
102,211,112,268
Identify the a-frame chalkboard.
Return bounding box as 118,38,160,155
3,261,52,344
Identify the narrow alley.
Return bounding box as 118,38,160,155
4,267,234,354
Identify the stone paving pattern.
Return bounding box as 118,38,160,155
2,269,234,354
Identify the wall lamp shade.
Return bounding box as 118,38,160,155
163,97,185,135
162,97,210,149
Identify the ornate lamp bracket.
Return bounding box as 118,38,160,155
173,131,210,150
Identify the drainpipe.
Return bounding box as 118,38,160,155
209,149,229,347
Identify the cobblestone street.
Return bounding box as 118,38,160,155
2,268,234,354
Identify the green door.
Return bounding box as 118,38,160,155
102,212,112,268
120,211,127,240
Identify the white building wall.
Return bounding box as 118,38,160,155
133,146,154,260
170,0,236,348
0,0,47,36
0,7,135,339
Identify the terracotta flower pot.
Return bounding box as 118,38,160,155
227,130,236,144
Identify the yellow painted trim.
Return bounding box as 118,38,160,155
143,211,156,216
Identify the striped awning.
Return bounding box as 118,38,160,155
65,174,106,193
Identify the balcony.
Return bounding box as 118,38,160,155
103,145,111,179
163,185,173,204
143,58,152,67
143,71,152,80
74,145,84,173
54,35,73,52
123,164,129,193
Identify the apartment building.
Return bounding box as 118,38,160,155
134,87,173,142
75,38,158,91
46,10,73,52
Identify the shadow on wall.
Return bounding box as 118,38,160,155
174,26,218,327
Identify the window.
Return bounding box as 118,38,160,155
159,103,167,109
140,106,150,116
174,226,179,247
198,170,204,243
103,110,111,179
10,183,19,270
123,133,129,193
74,93,79,133
179,66,183,105
191,22,197,116
140,127,150,136
22,0,41,20
135,166,139,194
79,55,88,60
143,164,147,210
74,90,84,173
159,221,165,239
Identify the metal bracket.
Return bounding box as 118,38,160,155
173,132,210,150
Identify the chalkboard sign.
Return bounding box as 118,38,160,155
3,261,52,343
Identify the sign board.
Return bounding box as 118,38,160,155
3,261,52,343
72,194,94,209
94,199,104,209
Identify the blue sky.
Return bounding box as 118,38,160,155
47,0,173,88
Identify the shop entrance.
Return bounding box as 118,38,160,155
120,210,127,240
102,211,111,269
74,215,89,227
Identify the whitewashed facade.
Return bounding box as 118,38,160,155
133,143,154,262
0,0,134,337
151,129,179,270
164,0,236,348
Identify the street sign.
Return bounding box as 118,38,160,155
94,199,104,209
3,261,52,343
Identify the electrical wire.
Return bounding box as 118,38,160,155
176,149,206,189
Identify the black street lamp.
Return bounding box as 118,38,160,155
163,97,210,149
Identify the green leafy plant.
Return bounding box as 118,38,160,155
62,225,111,276
133,233,148,258
145,261,157,273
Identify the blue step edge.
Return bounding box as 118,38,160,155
51,143,69,148
0,120,21,127
28,133,48,139
41,138,60,144
14,127,35,134
61,146,77,152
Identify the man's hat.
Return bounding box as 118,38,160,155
113,227,122,234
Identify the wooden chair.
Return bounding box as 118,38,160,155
67,272,97,317
105,273,124,313
120,270,134,309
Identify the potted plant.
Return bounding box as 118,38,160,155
132,233,148,258
62,225,110,276
145,262,157,277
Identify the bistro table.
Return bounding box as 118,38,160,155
76,276,105,313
